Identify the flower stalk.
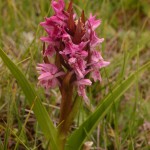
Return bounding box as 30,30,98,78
59,72,74,136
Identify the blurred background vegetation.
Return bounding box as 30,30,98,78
0,0,150,149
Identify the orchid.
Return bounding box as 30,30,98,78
38,0,109,101
37,0,110,147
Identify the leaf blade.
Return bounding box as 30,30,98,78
66,61,150,150
0,48,59,150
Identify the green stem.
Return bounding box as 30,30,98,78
59,73,73,134
58,96,81,150
58,73,81,150
58,72,73,150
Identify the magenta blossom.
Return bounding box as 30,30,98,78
37,64,65,89
37,0,110,101
74,79,92,102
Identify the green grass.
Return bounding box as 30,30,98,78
0,0,150,149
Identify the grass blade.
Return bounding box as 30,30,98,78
0,139,4,150
0,48,59,150
66,61,150,150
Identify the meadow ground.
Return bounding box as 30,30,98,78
0,0,150,149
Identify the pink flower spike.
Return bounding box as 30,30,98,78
38,0,110,102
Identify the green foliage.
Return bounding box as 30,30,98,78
0,48,59,150
66,61,150,150
0,0,150,149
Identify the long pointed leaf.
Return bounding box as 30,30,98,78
66,61,150,150
0,48,59,150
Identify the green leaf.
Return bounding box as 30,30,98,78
66,61,150,150
0,48,59,150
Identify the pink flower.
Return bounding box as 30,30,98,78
37,64,65,89
88,14,101,30
90,31,104,48
68,58,87,79
60,41,88,58
90,51,110,68
51,0,65,13
91,70,102,82
37,0,110,100
74,79,92,102
88,51,110,82
43,45,56,57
